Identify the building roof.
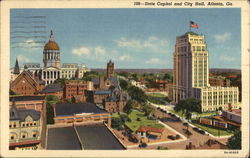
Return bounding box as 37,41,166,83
10,104,40,121
76,124,125,150
94,90,111,95
55,103,107,116
41,83,63,93
137,126,164,133
46,127,81,150
46,125,125,150
92,77,119,88
17,109,41,121
9,96,45,102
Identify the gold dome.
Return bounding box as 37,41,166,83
44,30,60,50
44,41,60,50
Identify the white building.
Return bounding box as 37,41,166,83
172,32,240,112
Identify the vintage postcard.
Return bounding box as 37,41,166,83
0,0,249,157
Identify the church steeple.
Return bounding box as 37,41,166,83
13,58,20,75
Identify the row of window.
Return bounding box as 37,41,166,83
10,132,38,140
9,122,37,128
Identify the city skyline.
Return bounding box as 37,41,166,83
10,8,241,69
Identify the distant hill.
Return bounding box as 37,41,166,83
91,68,240,74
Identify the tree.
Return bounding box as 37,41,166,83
111,117,124,130
123,100,134,114
119,79,129,90
163,73,173,82
54,78,66,88
174,97,201,114
46,102,55,124
82,71,99,81
127,86,147,103
142,103,153,116
185,111,192,122
227,130,241,149
46,95,59,124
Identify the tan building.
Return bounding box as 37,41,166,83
54,103,111,127
9,96,47,149
9,103,42,150
61,63,88,79
172,32,240,112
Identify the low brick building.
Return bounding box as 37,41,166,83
64,80,94,102
54,103,111,127
209,76,231,87
151,80,169,91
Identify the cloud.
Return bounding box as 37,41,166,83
119,55,130,61
14,39,43,50
219,55,235,62
72,46,90,56
115,36,168,53
17,55,31,63
94,47,106,56
146,58,160,64
214,32,231,43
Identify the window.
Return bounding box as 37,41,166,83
11,136,14,140
22,135,26,139
33,134,37,138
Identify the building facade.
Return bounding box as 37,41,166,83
10,70,44,96
9,103,42,150
172,32,240,112
9,96,47,149
64,80,94,102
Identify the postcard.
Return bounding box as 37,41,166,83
0,0,249,157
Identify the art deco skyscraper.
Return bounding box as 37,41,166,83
172,32,240,112
173,32,209,102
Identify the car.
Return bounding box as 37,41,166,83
167,135,176,140
193,127,199,131
183,129,193,135
139,142,148,148
175,134,180,139
198,130,205,135
183,122,188,126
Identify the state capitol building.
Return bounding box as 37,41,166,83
10,31,89,85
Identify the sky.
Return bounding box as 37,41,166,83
10,8,241,69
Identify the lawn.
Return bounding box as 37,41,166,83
125,110,164,132
147,93,169,105
191,122,233,136
147,93,166,98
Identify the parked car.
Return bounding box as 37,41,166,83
139,142,148,148
175,134,180,139
183,129,193,136
193,127,199,132
198,130,206,135
167,135,176,140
